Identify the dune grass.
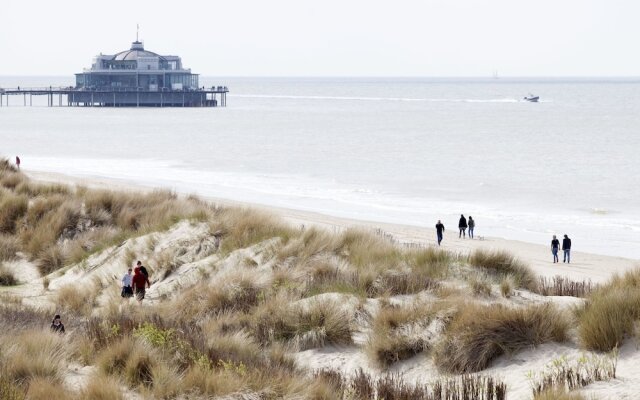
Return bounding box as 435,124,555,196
0,331,68,387
538,276,595,297
365,301,436,367
0,374,24,400
530,352,616,397
468,249,537,291
251,296,353,349
434,303,569,373
0,235,20,261
0,263,18,286
56,282,100,316
533,389,589,400
578,268,640,351
468,273,493,297
0,192,28,234
77,374,125,400
500,277,514,298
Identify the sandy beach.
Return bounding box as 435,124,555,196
27,169,638,284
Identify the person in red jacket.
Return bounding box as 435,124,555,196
132,266,150,302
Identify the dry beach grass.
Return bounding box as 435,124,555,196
0,160,634,399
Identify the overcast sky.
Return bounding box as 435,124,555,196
0,0,637,77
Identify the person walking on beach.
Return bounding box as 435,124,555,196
468,216,475,239
435,220,445,246
562,234,572,263
50,314,65,334
551,235,560,263
15,156,20,170
121,267,133,298
132,266,151,302
458,214,467,238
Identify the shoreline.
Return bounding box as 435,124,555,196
27,169,637,284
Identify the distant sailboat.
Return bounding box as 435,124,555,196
492,70,499,79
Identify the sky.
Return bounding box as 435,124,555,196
0,0,638,77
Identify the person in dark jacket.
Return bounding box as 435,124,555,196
132,267,151,302
435,220,445,246
551,235,560,263
468,216,475,239
51,314,65,334
458,214,467,238
562,234,572,263
136,260,149,279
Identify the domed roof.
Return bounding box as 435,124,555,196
112,41,164,61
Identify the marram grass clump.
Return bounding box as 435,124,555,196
578,268,640,351
434,303,569,373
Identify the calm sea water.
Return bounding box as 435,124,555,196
1,76,639,258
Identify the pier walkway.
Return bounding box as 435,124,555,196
0,86,229,107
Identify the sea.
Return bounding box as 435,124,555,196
1,76,639,259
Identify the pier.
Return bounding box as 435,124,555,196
0,86,228,107
1,36,230,108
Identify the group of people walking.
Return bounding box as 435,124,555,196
435,214,476,246
551,234,572,263
121,261,151,302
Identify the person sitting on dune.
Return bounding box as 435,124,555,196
50,314,65,334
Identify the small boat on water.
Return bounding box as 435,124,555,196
524,94,539,102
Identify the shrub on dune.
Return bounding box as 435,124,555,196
207,331,263,368
24,202,80,263
277,228,340,263
14,181,70,197
337,229,403,270
210,207,295,253
365,302,437,367
433,303,569,373
97,336,158,388
0,172,25,190
36,245,65,276
77,374,125,400
0,193,28,234
468,249,537,291
406,246,452,279
290,300,353,350
1,331,68,386
578,268,640,351
0,374,23,400
372,268,440,296
252,297,353,349
172,274,264,322
0,265,18,286
24,377,73,400
97,336,137,377
56,283,99,316
0,234,20,261
468,273,493,297
182,366,244,397
0,158,18,173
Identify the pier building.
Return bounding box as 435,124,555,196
0,38,228,107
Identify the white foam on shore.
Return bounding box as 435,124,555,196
22,156,640,260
